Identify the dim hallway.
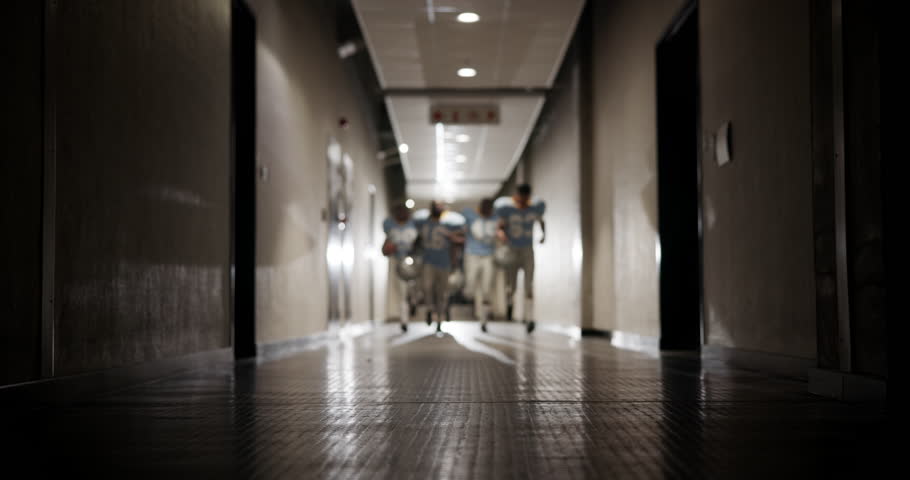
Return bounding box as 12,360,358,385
1,0,887,477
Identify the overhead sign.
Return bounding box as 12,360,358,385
429,104,500,124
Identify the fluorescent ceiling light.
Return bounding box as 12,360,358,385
455,134,470,143
436,123,446,184
455,155,467,163
457,12,480,23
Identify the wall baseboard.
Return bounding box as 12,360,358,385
540,323,581,339
257,321,374,361
0,347,233,407
610,330,660,355
257,331,336,360
581,328,660,356
808,368,887,402
0,322,380,408
580,328,609,337
702,344,814,380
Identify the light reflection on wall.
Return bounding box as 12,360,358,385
572,231,583,275
325,233,355,271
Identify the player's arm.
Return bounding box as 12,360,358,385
448,226,466,244
382,235,396,256
411,231,423,254
496,218,508,243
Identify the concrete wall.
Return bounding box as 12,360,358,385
589,0,685,338
254,0,387,343
1,0,44,385
525,60,582,329
700,0,816,358
53,0,233,374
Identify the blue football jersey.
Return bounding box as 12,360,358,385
414,214,464,269
462,208,497,256
493,196,546,248
382,217,418,258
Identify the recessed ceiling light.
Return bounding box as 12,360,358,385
457,12,480,23
457,67,476,78
455,134,470,143
455,155,467,163
398,143,409,153
405,198,415,209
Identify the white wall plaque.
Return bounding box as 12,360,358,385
716,121,732,166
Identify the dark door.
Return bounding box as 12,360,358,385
656,2,702,351
232,0,257,359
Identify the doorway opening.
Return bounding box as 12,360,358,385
232,0,257,359
656,1,702,351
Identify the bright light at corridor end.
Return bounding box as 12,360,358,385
398,143,409,153
457,12,480,23
457,67,477,78
405,198,415,209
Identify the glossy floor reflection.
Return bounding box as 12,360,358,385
2,321,887,478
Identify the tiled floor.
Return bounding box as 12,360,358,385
1,321,888,478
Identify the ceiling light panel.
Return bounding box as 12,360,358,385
352,0,585,88
386,94,544,202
